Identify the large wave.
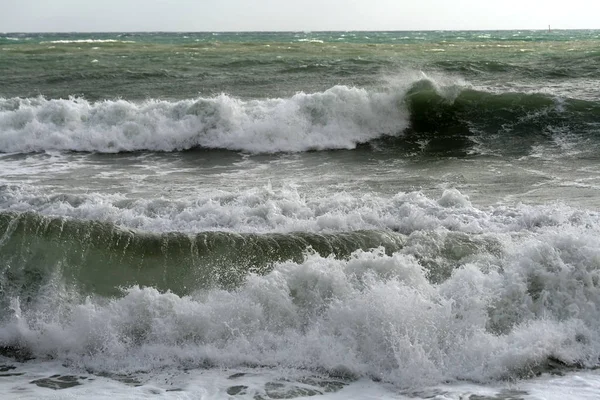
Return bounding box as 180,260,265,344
0,86,407,153
1,77,598,155
1,191,600,387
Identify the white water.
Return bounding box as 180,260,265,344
2,231,600,390
2,177,600,399
2,183,597,234
0,85,408,153
2,188,600,387
2,359,600,399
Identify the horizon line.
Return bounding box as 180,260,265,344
3,28,600,34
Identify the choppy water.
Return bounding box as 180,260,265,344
1,31,600,399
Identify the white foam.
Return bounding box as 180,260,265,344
2,184,596,235
297,39,325,43
3,223,600,388
1,188,600,392
0,359,402,399
2,359,599,399
0,85,408,154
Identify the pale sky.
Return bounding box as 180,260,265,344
1,0,599,32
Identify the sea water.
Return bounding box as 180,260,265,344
1,31,600,399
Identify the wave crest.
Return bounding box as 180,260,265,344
0,86,407,153
2,76,597,155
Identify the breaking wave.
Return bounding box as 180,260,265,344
40,39,136,44
1,190,600,387
0,77,598,155
0,86,407,153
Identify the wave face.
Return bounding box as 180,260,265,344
2,190,600,386
391,79,600,156
404,79,600,132
0,211,407,297
1,78,598,155
0,187,508,297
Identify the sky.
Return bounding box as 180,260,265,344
1,0,599,32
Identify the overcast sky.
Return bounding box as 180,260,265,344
1,0,599,32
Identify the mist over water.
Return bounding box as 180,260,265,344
1,31,600,399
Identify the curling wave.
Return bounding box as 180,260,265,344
1,213,600,387
1,79,598,155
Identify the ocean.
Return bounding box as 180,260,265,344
1,30,600,399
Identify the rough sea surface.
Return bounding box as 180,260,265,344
1,30,600,399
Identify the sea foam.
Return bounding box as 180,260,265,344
0,85,408,154
1,183,589,234
2,226,600,387
2,187,600,388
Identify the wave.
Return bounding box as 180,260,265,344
297,39,325,43
0,210,412,297
404,80,600,130
0,187,523,298
2,184,579,236
0,86,407,153
1,202,600,386
0,78,598,155
385,79,600,156
40,39,136,44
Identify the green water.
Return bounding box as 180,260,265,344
2,30,600,100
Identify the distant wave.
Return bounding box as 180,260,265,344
297,38,325,43
40,39,135,44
